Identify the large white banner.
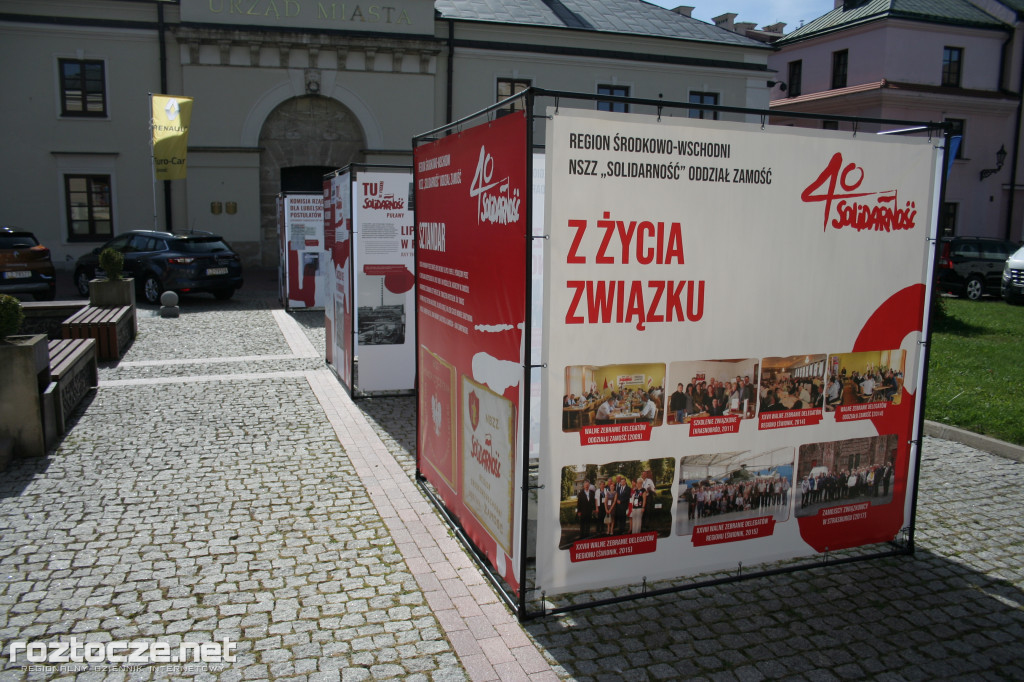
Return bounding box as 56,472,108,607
353,172,416,392
538,110,941,595
279,192,326,309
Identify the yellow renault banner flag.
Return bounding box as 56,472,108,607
151,95,193,180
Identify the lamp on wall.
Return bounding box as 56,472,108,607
767,80,787,92
980,144,1007,180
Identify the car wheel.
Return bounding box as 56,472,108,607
213,288,234,300
74,269,91,297
142,275,163,304
965,275,984,301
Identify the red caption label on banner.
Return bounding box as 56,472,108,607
363,264,408,276
758,408,823,430
570,532,657,562
834,403,889,422
579,422,652,446
818,501,871,525
691,516,776,547
688,416,741,437
305,240,319,247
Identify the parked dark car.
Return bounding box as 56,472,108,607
937,236,1020,301
1003,245,1024,304
0,227,57,300
74,230,243,304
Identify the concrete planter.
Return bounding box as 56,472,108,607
0,333,50,459
89,278,136,308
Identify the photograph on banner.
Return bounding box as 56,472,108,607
666,359,759,431
825,350,907,418
357,272,408,345
303,253,319,277
462,376,517,558
419,346,458,493
795,434,897,517
676,448,794,539
557,458,675,552
561,363,665,435
757,355,827,430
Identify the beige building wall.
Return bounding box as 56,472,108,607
0,0,771,268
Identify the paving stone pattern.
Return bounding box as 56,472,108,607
1,279,1022,681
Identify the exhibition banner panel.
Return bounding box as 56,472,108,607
279,193,326,309
353,172,416,392
326,173,353,391
538,110,940,595
414,113,528,595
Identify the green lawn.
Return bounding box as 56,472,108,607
925,297,1024,446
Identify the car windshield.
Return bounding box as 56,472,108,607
174,239,232,254
0,235,39,249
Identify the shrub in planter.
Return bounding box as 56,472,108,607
98,248,124,280
0,294,24,340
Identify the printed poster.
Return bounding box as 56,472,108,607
279,192,326,309
538,109,940,595
325,172,353,391
353,172,416,392
414,112,528,595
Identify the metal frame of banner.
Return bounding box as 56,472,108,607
323,162,417,400
410,88,953,622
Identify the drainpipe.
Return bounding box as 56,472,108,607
1000,29,1012,92
446,19,454,127
1007,22,1024,241
158,1,173,230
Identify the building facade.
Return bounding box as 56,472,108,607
767,0,1024,243
0,0,772,268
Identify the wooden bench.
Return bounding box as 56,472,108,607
19,301,88,339
61,305,135,361
47,338,98,434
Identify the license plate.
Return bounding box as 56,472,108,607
2,271,31,279
206,267,228,276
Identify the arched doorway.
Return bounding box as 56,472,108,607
258,95,365,266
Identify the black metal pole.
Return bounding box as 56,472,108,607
518,93,535,622
904,132,951,553
1006,35,1024,241
413,154,423,483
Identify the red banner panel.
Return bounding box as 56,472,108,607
691,517,777,547
571,532,657,562
414,113,528,595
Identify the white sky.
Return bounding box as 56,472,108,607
644,0,836,32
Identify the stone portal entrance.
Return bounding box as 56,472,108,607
258,96,365,266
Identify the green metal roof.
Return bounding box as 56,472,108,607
779,0,1007,44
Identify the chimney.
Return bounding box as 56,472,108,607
735,22,757,35
671,6,694,18
713,12,737,32
763,22,786,34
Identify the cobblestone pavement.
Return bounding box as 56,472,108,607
2,273,1022,681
